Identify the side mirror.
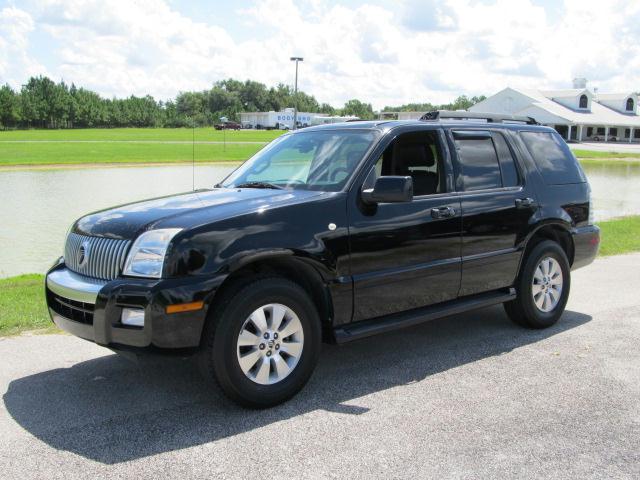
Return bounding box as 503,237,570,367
361,176,413,205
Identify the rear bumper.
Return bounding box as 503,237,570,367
45,261,225,351
571,225,600,270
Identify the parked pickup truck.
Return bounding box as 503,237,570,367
45,111,600,407
214,121,242,130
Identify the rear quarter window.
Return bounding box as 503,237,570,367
520,131,586,185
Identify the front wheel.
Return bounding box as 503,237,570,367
504,240,571,329
199,277,321,408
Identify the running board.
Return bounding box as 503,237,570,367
333,288,516,344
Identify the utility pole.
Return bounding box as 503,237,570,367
290,57,303,130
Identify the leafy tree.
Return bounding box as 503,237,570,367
0,74,485,130
0,84,21,129
341,99,375,120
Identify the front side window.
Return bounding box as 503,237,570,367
221,130,378,191
371,130,444,196
453,132,502,191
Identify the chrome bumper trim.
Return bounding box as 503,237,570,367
46,268,108,304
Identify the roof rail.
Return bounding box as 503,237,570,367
419,110,539,125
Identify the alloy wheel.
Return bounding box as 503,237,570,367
236,303,304,385
532,256,563,313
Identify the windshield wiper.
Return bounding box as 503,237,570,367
234,181,283,190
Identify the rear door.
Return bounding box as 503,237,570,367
448,128,538,296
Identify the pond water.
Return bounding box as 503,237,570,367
0,162,638,278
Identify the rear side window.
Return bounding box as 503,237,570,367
520,131,586,185
453,133,502,190
492,132,520,187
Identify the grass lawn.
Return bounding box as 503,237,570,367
573,149,640,160
0,127,284,142
597,215,640,256
0,128,285,167
0,141,265,166
1,127,639,167
0,274,55,336
1,216,639,337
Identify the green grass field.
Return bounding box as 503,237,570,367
0,141,264,165
0,274,54,336
1,128,639,167
573,149,640,160
0,128,284,166
1,215,638,336
0,127,283,142
597,215,640,256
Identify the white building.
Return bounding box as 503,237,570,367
240,109,327,129
469,83,639,143
310,115,359,125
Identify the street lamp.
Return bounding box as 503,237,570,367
290,57,303,130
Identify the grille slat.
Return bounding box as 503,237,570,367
65,233,131,280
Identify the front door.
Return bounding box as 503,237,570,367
347,128,462,321
448,128,538,297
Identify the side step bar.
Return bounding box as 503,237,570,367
333,288,516,344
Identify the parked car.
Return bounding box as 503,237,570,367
214,121,241,130
593,135,617,142
45,111,599,408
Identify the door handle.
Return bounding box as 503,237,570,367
515,197,536,209
431,206,456,219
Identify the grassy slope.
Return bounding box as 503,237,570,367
1,216,638,336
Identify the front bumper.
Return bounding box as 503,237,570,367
571,224,600,270
45,262,225,350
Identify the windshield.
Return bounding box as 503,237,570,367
220,130,379,191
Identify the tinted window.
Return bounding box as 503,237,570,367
520,131,586,185
492,133,520,187
373,130,444,196
454,134,502,191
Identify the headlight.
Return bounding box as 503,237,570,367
123,228,182,278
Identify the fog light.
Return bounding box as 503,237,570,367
121,308,145,327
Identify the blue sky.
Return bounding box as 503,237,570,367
0,0,637,109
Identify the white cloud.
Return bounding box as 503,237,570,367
1,0,639,109
0,6,47,85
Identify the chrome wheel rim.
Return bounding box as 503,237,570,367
236,303,304,385
532,257,563,313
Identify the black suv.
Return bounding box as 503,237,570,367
45,111,600,407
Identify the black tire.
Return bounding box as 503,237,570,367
199,277,321,408
504,240,571,329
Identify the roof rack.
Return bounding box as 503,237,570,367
419,110,539,125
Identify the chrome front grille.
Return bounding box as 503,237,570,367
64,233,131,280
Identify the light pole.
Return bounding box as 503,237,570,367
290,57,303,130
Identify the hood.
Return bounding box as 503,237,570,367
74,188,326,239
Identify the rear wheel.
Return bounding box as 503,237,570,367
199,277,321,408
504,240,571,329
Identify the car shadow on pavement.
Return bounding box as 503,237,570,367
3,306,591,464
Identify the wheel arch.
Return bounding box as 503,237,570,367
520,221,575,270
208,253,335,339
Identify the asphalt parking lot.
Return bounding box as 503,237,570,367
1,253,639,479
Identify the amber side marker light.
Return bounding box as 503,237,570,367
166,301,205,314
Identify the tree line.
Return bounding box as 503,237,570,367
0,75,485,129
